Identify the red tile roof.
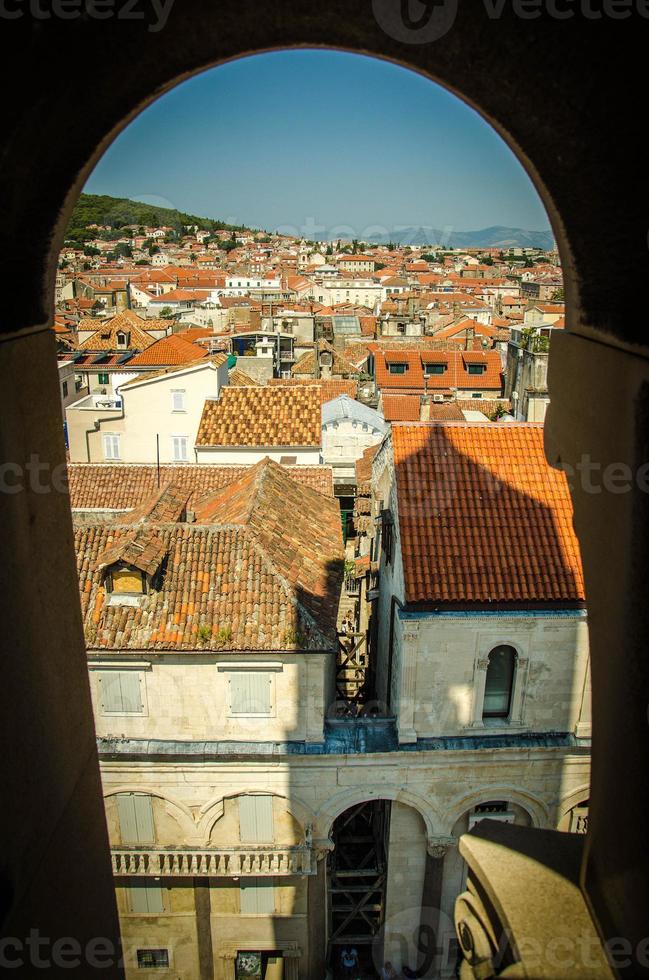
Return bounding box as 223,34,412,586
268,378,357,403
197,385,322,448
75,459,343,651
391,423,584,605
128,334,209,366
373,348,502,393
68,462,334,509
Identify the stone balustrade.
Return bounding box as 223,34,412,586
111,844,315,877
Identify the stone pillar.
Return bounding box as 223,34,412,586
469,658,489,727
398,627,419,743
220,952,237,980
283,950,301,980
194,877,214,980
307,857,328,979
421,837,457,979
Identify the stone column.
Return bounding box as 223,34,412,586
398,627,419,742
283,950,301,980
307,856,328,979
194,877,214,980
424,837,457,979
469,658,490,726
220,952,237,980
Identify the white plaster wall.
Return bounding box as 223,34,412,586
89,652,332,743
195,446,321,465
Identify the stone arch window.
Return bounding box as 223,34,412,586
482,645,517,720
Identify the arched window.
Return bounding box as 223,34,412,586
483,645,517,720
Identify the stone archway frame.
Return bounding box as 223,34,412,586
198,789,317,846
103,785,197,841
314,784,444,853
443,784,550,835
557,783,591,826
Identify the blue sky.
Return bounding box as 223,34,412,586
86,50,550,236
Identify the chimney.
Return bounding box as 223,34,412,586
420,393,431,422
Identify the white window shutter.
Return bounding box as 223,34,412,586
172,390,185,412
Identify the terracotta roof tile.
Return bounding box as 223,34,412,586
268,378,357,403
374,348,502,392
75,459,343,651
128,333,209,367
391,423,584,605
68,462,334,509
196,386,321,447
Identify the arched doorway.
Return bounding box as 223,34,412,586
327,798,434,979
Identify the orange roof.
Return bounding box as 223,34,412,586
78,309,157,352
374,348,502,392
382,394,421,422
268,378,357,403
391,423,584,605
74,459,343,651
128,334,209,366
196,385,321,448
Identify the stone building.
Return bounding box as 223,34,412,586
71,424,591,978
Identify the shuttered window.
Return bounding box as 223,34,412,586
99,671,143,714
103,433,121,460
171,390,185,412
171,435,188,462
239,877,275,915
117,793,155,844
229,672,272,715
128,884,164,914
239,795,274,843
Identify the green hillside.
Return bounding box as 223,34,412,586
65,193,248,242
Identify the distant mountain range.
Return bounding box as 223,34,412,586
67,195,554,251
313,225,555,250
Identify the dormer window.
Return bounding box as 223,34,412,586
425,363,446,376
387,362,407,375
107,563,146,596
467,363,486,375
116,331,128,348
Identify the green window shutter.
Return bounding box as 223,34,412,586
240,877,275,914
99,671,143,713
230,672,271,714
247,673,271,713
119,672,143,713
100,672,123,712
239,795,274,843
117,794,154,844
129,884,164,913
230,673,248,714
